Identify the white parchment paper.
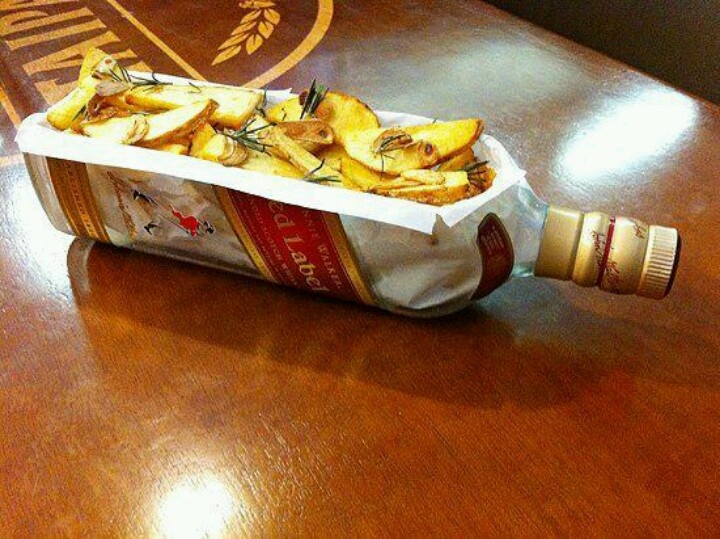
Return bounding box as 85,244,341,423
16,73,525,234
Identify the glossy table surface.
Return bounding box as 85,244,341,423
2,1,719,535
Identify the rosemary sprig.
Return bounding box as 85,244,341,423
72,104,87,121
462,160,489,173
303,159,340,184
374,133,402,176
107,65,169,88
300,79,328,119
227,120,274,153
375,134,406,155
188,81,204,94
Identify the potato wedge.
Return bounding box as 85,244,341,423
343,119,482,174
127,85,261,129
189,122,216,157
437,147,475,171
152,142,190,155
46,81,99,131
78,47,123,84
344,129,439,175
405,119,482,160
267,91,379,146
263,125,347,187
317,145,389,191
241,149,304,178
101,92,148,113
139,100,216,147
276,119,333,153
196,134,248,166
463,160,497,193
371,170,470,205
81,115,149,144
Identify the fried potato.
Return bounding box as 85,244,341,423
371,170,470,206
101,92,148,113
263,125,348,187
196,134,248,166
48,47,491,206
241,149,304,179
189,122,216,157
317,145,389,191
46,80,99,131
81,115,149,144
151,142,190,155
127,85,262,129
78,47,123,84
276,119,334,153
267,91,380,146
343,129,439,175
343,119,482,174
139,99,216,146
437,147,475,171
405,119,482,160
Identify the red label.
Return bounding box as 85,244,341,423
473,213,514,298
223,190,374,305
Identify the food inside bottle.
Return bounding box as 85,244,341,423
22,47,679,317
45,47,495,207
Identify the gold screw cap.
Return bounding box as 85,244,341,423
535,206,680,299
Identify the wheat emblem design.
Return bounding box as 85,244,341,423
213,1,281,66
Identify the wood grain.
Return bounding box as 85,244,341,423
1,0,719,535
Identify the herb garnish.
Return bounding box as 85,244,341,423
303,159,341,184
107,65,169,88
463,160,489,173
299,79,328,119
227,119,274,153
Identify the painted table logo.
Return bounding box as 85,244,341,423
214,1,282,66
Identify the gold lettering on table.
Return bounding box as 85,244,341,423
25,28,149,103
6,17,104,49
0,1,150,105
0,0,77,11
32,58,149,104
25,29,142,74
0,6,91,35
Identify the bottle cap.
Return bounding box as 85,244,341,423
535,206,680,299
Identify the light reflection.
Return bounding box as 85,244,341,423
157,475,236,539
561,88,697,180
5,169,73,289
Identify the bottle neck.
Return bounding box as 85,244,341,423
534,206,680,299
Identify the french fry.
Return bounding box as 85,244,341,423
78,47,124,83
127,85,262,129
46,81,98,131
371,170,470,205
196,134,248,166
437,147,475,171
317,144,390,191
81,115,149,144
263,125,348,187
343,119,482,174
139,99,216,147
241,149,305,178
189,123,216,157
267,91,380,146
276,119,334,154
151,142,190,155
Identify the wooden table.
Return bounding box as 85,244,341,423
2,1,719,534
